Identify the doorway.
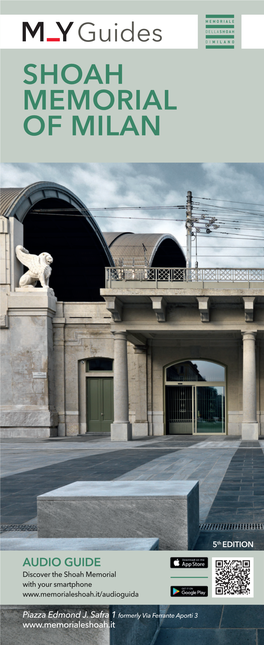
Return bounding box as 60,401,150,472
165,360,226,435
86,378,113,432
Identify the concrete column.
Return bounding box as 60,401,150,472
242,331,259,439
53,303,66,436
111,331,132,441
133,346,149,437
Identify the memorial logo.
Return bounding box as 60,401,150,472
205,14,235,49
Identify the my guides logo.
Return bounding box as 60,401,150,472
0,15,198,49
22,21,74,43
22,19,162,44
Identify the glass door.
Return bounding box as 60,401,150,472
165,360,226,435
196,385,225,434
166,385,193,434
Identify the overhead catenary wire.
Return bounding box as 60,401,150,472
30,199,264,246
193,196,264,208
30,208,264,237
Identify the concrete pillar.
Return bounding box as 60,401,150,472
133,345,149,437
53,302,66,436
1,288,58,438
242,331,259,439
111,331,132,441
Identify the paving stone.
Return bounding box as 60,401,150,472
1,449,177,523
154,628,256,645
194,530,264,550
221,606,264,628
258,630,264,645
1,438,263,553
160,606,222,628
205,448,264,524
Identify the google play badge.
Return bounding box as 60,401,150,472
170,586,208,597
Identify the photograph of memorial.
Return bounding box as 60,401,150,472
1,162,264,553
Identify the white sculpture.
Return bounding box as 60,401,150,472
15,245,53,288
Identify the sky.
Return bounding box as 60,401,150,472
1,162,264,267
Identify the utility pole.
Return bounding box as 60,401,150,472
185,192,220,273
186,190,193,269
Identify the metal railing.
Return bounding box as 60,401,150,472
105,267,264,286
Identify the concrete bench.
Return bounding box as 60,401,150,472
0,537,158,550
37,480,199,550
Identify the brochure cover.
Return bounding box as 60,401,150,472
1,0,264,643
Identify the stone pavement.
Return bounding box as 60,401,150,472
1,434,264,548
117,439,241,521
154,605,264,645
1,435,264,643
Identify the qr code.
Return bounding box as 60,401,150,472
212,558,254,598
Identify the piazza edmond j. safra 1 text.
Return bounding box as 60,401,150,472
23,63,177,136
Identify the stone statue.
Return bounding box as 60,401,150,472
15,245,53,288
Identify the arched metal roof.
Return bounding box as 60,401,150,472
0,188,24,217
1,182,114,266
102,232,186,267
103,232,133,248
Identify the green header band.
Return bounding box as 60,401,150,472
206,26,235,29
206,15,234,18
206,35,234,39
206,45,235,49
